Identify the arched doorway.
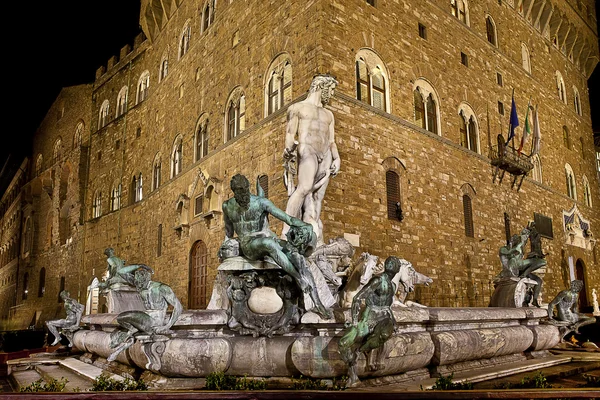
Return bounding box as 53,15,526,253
189,240,208,309
575,259,589,312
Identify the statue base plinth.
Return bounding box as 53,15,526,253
105,285,145,314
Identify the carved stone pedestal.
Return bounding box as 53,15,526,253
105,284,145,314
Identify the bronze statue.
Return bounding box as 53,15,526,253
222,173,332,319
46,290,84,347
108,266,183,362
498,225,546,307
98,247,140,291
339,256,401,387
548,280,596,336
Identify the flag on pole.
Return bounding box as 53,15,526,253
530,106,541,156
505,91,519,146
518,100,532,154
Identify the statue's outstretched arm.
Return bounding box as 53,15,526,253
547,291,565,319
156,286,183,333
264,199,304,228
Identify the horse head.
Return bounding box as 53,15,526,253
413,270,433,286
396,259,416,293
359,252,378,285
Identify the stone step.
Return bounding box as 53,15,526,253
36,364,96,392
379,354,573,391
9,368,44,392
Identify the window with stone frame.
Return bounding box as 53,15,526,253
486,15,497,46
35,154,43,176
136,71,150,104
99,100,110,129
556,71,567,103
521,43,531,73
153,156,162,191
171,137,183,177
413,79,440,135
531,154,543,183
450,0,469,25
74,122,84,149
116,86,128,118
201,0,214,33
265,55,292,116
53,138,63,163
565,163,577,200
225,89,246,142
159,50,169,82
463,194,474,237
458,105,479,153
355,50,389,112
179,23,191,59
386,170,403,221
195,117,209,161
136,173,143,202
92,190,102,218
194,194,204,216
562,125,571,149
582,175,592,207
110,183,121,211
573,86,582,116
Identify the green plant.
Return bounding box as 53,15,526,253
90,373,148,391
430,373,473,390
20,377,68,392
205,371,266,390
520,371,552,389
291,375,346,391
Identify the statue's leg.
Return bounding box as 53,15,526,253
282,154,319,237
46,320,66,346
290,252,332,319
359,319,394,370
526,273,543,307
107,336,135,362
573,315,596,334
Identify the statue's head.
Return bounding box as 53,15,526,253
509,234,521,248
309,74,338,105
383,256,402,277
570,280,584,292
104,247,115,257
133,265,153,289
59,290,69,300
230,174,251,208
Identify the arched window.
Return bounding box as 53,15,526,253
582,175,592,207
463,194,474,237
171,136,183,177
556,71,566,103
92,190,102,218
159,51,169,82
486,15,497,46
73,122,84,149
573,86,582,116
258,174,269,198
450,0,469,25
458,104,479,153
265,54,292,116
137,173,143,201
201,1,214,33
355,49,390,112
38,267,46,297
565,163,577,200
195,116,209,162
22,217,32,256
563,125,571,149
53,138,62,163
116,86,128,117
136,71,150,104
386,170,403,221
99,100,110,128
153,154,162,190
413,79,440,135
225,88,245,142
179,22,191,59
35,154,43,176
521,43,531,73
189,240,209,309
531,154,543,183
110,183,121,211
22,272,29,300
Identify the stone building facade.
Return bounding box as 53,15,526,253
2,0,598,330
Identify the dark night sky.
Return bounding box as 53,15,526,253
1,1,599,194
